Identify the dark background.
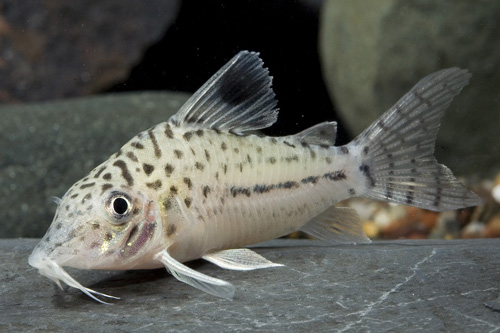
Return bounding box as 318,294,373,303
106,0,350,143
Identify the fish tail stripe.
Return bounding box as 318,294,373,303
352,67,482,211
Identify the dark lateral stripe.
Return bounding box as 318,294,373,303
301,170,346,184
231,180,300,197
113,160,134,186
148,129,162,158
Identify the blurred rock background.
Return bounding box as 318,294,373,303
1,0,499,238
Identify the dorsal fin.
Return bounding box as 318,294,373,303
169,51,279,134
295,121,337,146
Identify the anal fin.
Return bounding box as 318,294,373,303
300,206,371,244
155,250,235,300
202,248,284,271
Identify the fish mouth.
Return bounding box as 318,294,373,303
28,249,119,304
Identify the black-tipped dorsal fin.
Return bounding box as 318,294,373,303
169,51,279,134
295,121,337,146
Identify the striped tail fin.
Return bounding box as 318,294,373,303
348,67,482,212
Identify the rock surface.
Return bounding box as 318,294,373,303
1,92,189,238
0,1,179,103
319,0,500,178
1,238,499,332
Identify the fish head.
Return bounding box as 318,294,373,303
29,165,167,300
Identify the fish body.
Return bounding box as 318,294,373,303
29,51,482,303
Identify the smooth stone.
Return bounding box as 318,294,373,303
319,0,500,178
1,238,499,332
0,92,189,238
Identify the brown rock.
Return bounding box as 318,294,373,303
0,1,179,103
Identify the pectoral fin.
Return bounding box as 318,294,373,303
155,250,235,300
202,248,284,271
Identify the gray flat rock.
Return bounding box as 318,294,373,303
1,92,189,238
1,238,499,332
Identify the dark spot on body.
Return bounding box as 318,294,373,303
202,185,211,198
70,193,79,199
170,186,178,194
340,146,349,154
148,129,162,158
284,141,296,148
195,162,205,170
196,129,204,137
323,170,346,181
183,131,193,141
283,181,299,189
349,188,356,196
134,142,144,149
325,157,332,164
256,147,262,153
246,154,252,163
166,224,177,237
146,180,162,190
113,160,134,186
165,164,174,177
81,193,92,204
301,176,320,184
190,147,196,156
183,177,192,189
363,146,370,155
271,138,277,144
184,197,192,208
233,147,240,153
143,163,155,175
204,149,211,162
310,149,316,159
94,166,106,178
80,182,95,189
285,155,299,163
104,232,113,242
126,151,138,162
223,164,228,174
268,157,276,164
103,173,112,180
231,186,251,197
164,124,174,139
360,164,375,187
174,150,183,159
163,198,173,210
221,142,227,151
56,222,63,230
101,184,113,193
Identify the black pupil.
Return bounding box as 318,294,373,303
113,197,129,215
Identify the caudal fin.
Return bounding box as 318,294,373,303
349,68,482,212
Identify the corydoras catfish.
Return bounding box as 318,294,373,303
29,51,482,303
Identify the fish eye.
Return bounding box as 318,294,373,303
105,191,133,223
